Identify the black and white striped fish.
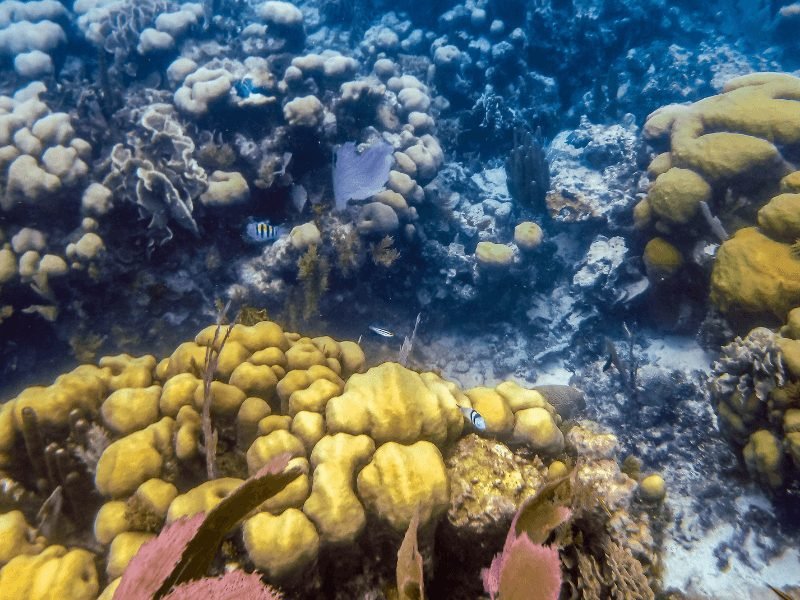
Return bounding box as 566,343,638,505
243,218,287,244
459,405,486,431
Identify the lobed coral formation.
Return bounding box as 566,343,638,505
0,319,663,598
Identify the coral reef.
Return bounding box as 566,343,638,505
0,320,663,598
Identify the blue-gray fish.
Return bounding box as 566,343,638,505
459,406,486,431
368,325,395,338
243,219,286,244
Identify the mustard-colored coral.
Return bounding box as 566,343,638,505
356,441,450,533
646,168,710,225
475,241,514,268
743,429,784,489
95,417,175,497
242,509,320,580
643,237,683,282
326,362,463,446
101,385,161,435
303,433,375,544
710,227,800,319
0,545,99,600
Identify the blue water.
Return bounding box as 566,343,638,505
0,0,799,598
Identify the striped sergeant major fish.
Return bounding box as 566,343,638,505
243,218,287,244
459,405,486,431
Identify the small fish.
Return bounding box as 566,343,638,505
368,325,395,338
243,218,287,244
459,405,486,431
234,76,269,99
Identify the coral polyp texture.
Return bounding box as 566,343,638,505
0,320,662,598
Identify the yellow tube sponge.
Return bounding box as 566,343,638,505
0,510,44,566
98,354,157,391
710,227,800,319
242,508,320,580
326,363,463,446
95,417,175,498
356,441,449,533
101,385,162,435
0,545,99,600
303,433,375,544
106,531,155,578
743,429,784,489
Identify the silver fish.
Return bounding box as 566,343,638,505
368,325,395,338
459,406,486,431
243,218,287,244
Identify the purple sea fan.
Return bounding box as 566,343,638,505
481,535,562,600
114,513,205,600
161,570,283,600
332,140,394,211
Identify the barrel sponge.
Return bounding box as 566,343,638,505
710,227,800,319
303,433,375,544
326,362,463,446
12,364,107,429
356,441,449,533
95,417,175,498
0,545,99,600
743,429,784,489
101,385,162,436
646,167,710,225
757,193,800,242
243,509,319,580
